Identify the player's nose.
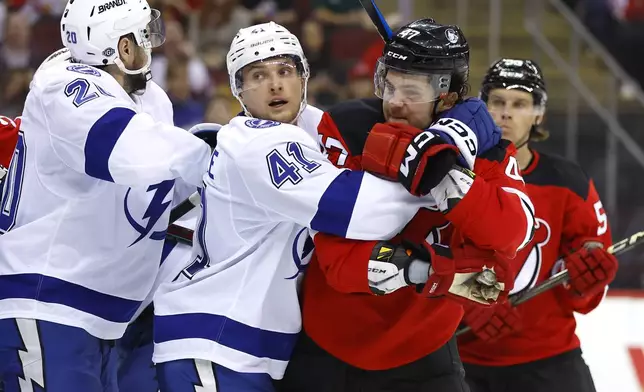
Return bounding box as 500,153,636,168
268,75,283,92
501,105,512,119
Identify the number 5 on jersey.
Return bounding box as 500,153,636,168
267,142,320,188
594,200,608,236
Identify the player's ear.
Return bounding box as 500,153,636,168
535,115,543,126
118,35,132,62
436,92,458,112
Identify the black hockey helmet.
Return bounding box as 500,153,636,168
375,18,470,103
480,58,549,142
480,58,547,108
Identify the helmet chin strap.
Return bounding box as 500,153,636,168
113,47,152,91
513,125,535,150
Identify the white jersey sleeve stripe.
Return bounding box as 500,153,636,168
309,170,363,237
84,107,136,182
0,273,141,323
154,313,298,362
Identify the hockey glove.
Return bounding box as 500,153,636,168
462,300,523,342
361,122,460,196
367,241,426,295
429,165,476,214
557,242,617,298
418,242,513,306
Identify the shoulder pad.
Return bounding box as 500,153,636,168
325,98,385,155
525,151,591,200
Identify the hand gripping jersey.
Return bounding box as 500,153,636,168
301,98,536,370
152,105,442,379
457,149,613,366
0,61,211,340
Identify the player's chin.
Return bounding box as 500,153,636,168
266,104,299,123
386,117,409,125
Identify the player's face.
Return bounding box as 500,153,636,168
486,88,543,146
381,71,435,129
239,57,304,123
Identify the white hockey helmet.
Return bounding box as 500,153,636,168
226,22,310,120
60,0,165,78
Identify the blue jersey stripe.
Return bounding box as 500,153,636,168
0,273,141,323
310,170,363,237
84,107,136,182
154,313,298,362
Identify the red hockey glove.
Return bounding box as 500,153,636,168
462,300,523,342
414,242,513,306
563,245,617,297
361,122,460,196
0,116,20,180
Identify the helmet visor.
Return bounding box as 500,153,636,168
234,58,302,95
374,58,452,104
144,9,165,48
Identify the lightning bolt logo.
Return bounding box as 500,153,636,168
124,180,174,246
193,359,218,391
15,319,45,392
286,228,315,280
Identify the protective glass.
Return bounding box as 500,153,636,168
374,58,451,104
235,58,302,95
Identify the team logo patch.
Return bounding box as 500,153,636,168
66,64,101,77
445,28,459,44
245,119,281,129
511,217,552,295
286,228,315,280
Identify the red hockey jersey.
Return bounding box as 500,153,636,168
0,116,20,173
301,99,535,370
457,149,613,366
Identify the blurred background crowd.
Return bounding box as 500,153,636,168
1,0,644,289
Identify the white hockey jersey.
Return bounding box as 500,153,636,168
0,61,211,340
153,106,439,378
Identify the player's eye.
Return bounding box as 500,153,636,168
384,80,396,94
251,71,266,81
401,88,421,99
488,98,504,108
278,66,294,77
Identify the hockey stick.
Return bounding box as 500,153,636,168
358,0,394,42
165,192,200,245
455,229,644,337
169,191,200,224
